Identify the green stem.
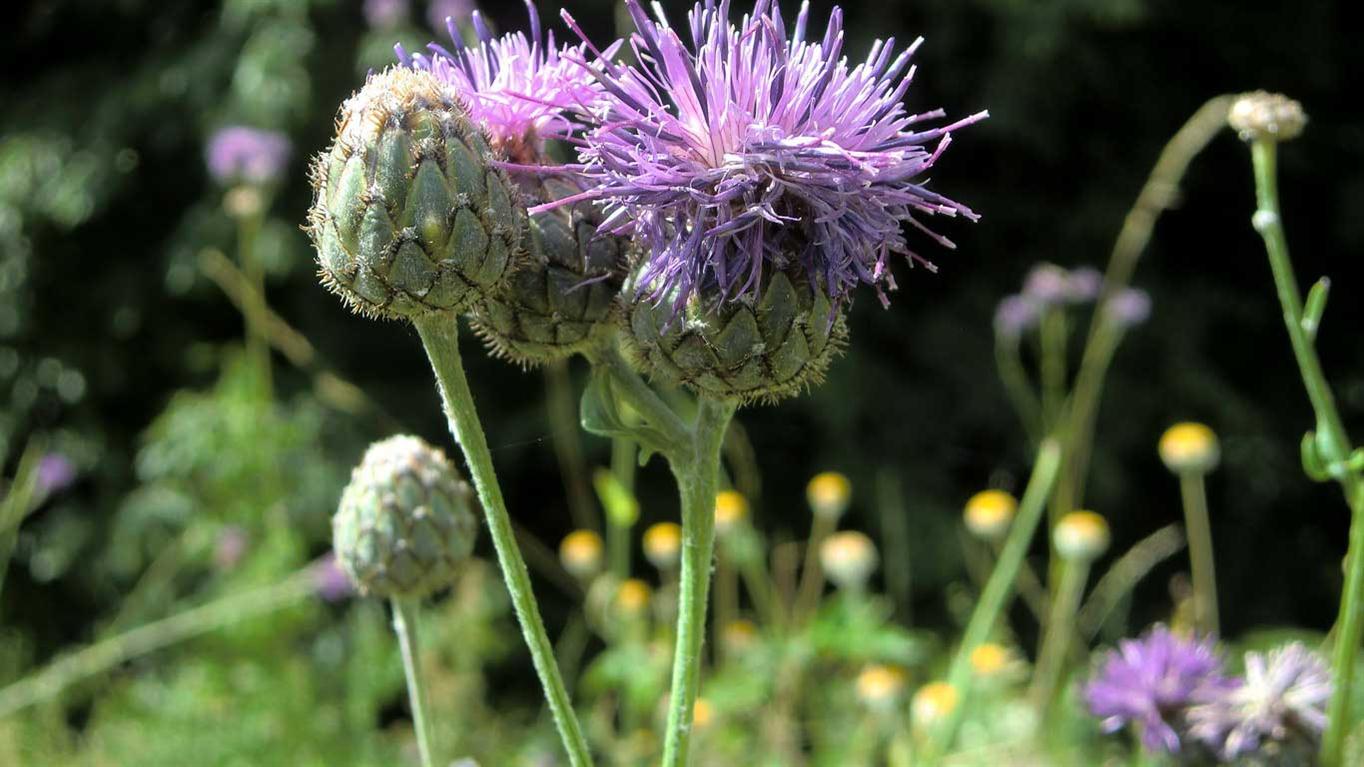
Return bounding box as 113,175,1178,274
609,437,636,579
1248,139,1364,767
794,511,838,625
926,438,1063,761
1177,472,1219,635
236,208,272,400
1039,309,1068,431
413,315,594,767
994,336,1042,445
392,598,437,767
1028,558,1090,717
546,360,599,531
589,343,691,454
660,397,736,767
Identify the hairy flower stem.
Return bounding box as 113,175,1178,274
1178,472,1219,635
413,315,594,767
609,437,636,578
391,598,438,767
794,511,838,624
661,396,736,767
925,439,1063,762
1247,140,1364,767
1028,557,1090,717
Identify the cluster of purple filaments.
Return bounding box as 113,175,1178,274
993,262,1149,339
206,126,292,185
532,0,985,316
396,1,604,159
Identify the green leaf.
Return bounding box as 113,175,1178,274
1302,431,1333,482
1302,277,1331,343
579,370,675,461
593,468,639,529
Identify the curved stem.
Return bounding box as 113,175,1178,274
589,343,691,453
1028,558,1089,716
660,396,736,767
392,597,437,767
1178,472,1219,635
608,437,636,579
413,315,594,767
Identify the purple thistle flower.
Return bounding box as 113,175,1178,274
1188,642,1332,759
364,0,410,29
397,1,606,162
426,0,476,34
205,126,292,185
993,293,1040,340
35,453,77,496
1022,263,1071,305
543,0,986,316
311,553,354,602
1084,625,1231,754
1105,287,1152,328
1065,266,1104,303
214,525,250,572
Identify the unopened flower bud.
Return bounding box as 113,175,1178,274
714,490,749,535
1228,91,1307,143
614,578,653,617
721,619,759,655
1023,263,1070,305
625,267,847,404
643,522,683,571
1159,422,1221,475
558,529,604,580
970,642,1013,678
332,435,478,599
911,682,959,729
856,664,907,712
692,697,715,730
819,530,878,591
308,67,523,320
1054,510,1110,562
807,471,852,520
964,490,1017,542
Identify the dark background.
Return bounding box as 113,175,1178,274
2,0,1360,660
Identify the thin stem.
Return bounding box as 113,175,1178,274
995,336,1042,445
1178,472,1219,635
925,438,1063,761
236,208,272,400
1247,139,1364,767
1028,558,1090,716
1039,308,1068,431
392,598,438,767
609,437,636,579
1077,524,1186,640
589,343,691,453
413,315,594,767
794,512,838,624
660,396,736,767
546,360,599,531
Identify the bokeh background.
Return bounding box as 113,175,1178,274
2,0,1360,759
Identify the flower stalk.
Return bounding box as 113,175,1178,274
1178,471,1219,635
391,597,438,767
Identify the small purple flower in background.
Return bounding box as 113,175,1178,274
544,0,985,316
1105,287,1152,328
312,553,354,602
994,294,1040,340
426,0,475,34
398,1,603,162
206,126,292,186
1065,266,1104,303
1189,642,1332,759
214,526,250,572
364,0,410,29
35,454,77,496
1022,263,1071,306
1084,625,1231,754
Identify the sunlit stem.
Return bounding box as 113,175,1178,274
1177,471,1219,635
1028,556,1090,717
391,597,438,767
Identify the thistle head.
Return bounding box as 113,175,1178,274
1188,642,1332,760
1159,422,1221,476
207,125,291,186
308,67,524,320
332,435,479,599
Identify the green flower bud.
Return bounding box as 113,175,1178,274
625,267,847,404
471,180,626,366
308,67,524,320
333,435,478,599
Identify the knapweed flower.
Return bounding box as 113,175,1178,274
398,1,606,161
312,553,355,602
35,453,77,496
1104,287,1152,329
1188,642,1332,759
1065,266,1104,302
214,525,249,571
549,0,985,315
426,0,475,34
993,294,1041,340
364,0,409,29
1084,625,1231,754
1022,263,1071,305
206,126,291,185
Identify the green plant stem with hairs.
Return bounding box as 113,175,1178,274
391,597,438,767
609,436,636,578
1177,471,1218,635
924,438,1062,762
660,396,737,767
1245,139,1364,767
1028,555,1090,717
413,314,595,767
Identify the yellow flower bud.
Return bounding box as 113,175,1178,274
642,522,683,570
714,490,749,535
1158,422,1220,475
1053,511,1110,562
855,664,907,711
963,489,1017,541
807,471,852,519
969,643,1012,678
558,529,604,580
1228,91,1307,143
692,697,715,730
911,682,959,729
721,619,759,655
819,530,878,590
614,578,653,616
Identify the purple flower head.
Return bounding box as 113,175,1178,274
35,453,77,496
1188,642,1332,759
397,1,606,162
994,293,1040,340
1105,287,1152,329
1022,263,1070,305
312,553,354,602
214,525,250,572
1084,625,1231,754
205,126,291,185
1065,266,1104,303
426,0,476,33
544,0,986,317
364,0,410,29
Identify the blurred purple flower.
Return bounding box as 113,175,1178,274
541,0,985,316
1022,263,1071,305
36,454,77,496
206,126,291,185
1105,287,1152,328
1188,642,1332,759
312,553,354,602
214,526,250,571
994,294,1040,340
364,0,410,29
398,1,604,161
426,0,475,33
1084,625,1231,754
1065,266,1104,303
